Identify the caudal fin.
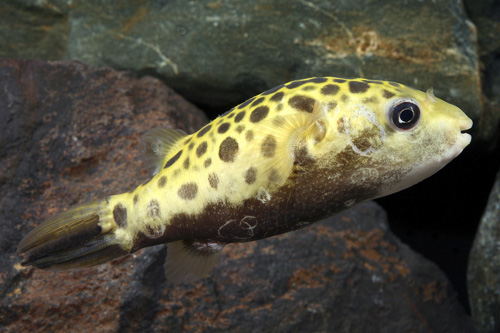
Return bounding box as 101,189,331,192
18,200,128,270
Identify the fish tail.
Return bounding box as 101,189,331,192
17,198,128,270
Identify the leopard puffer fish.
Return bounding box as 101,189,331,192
18,77,472,283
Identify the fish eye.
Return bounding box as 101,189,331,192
391,102,420,130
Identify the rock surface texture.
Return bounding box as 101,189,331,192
0,60,476,332
468,167,500,333
0,0,485,136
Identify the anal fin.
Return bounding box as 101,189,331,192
164,240,225,284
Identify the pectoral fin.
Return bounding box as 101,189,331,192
164,240,225,283
248,100,328,186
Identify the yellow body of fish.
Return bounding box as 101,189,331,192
18,77,472,283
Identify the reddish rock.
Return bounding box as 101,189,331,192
0,60,474,332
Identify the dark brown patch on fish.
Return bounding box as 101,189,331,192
197,124,212,137
349,81,370,93
321,84,340,96
219,137,239,162
196,142,208,158
218,123,230,134
208,173,219,189
147,199,161,218
178,183,198,200
158,176,167,188
113,203,127,228
382,89,395,99
245,167,257,184
261,135,277,158
289,95,315,113
250,106,269,123
235,111,245,123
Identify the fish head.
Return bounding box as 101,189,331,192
374,84,472,196
330,81,473,199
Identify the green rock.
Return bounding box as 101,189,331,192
0,0,69,60
0,1,484,135
65,1,481,121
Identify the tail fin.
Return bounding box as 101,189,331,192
18,200,128,270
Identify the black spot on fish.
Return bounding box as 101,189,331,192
219,137,239,162
270,91,284,102
218,123,230,134
321,84,340,96
349,81,370,93
235,111,245,123
337,118,345,133
147,199,161,218
363,97,378,104
250,106,269,123
164,150,182,168
183,157,190,169
158,176,167,188
204,158,212,168
334,79,347,83
289,95,316,113
236,125,245,133
262,135,277,158
196,141,208,157
197,124,212,137
133,194,139,205
251,97,265,107
188,142,194,150
382,89,395,99
302,85,316,91
113,203,127,228
327,101,338,112
178,183,198,200
363,80,383,84
208,173,219,189
389,82,401,87
245,130,254,142
245,167,257,184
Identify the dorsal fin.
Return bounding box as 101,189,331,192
248,100,329,186
142,128,188,175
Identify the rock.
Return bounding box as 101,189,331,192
0,60,475,332
464,0,500,55
0,58,207,317
0,0,484,139
468,167,500,333
464,0,500,150
0,1,68,60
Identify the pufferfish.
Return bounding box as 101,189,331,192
17,77,472,283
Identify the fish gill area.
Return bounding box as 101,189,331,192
0,0,499,332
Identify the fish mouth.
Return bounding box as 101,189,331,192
457,118,473,148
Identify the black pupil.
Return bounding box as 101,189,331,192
399,108,414,123
392,102,420,130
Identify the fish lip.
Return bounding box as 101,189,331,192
460,118,473,132
458,118,473,144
